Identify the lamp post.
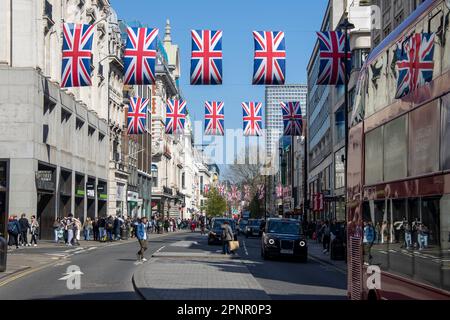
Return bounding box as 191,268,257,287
338,17,355,222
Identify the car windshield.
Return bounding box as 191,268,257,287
248,220,261,226
213,220,235,230
267,221,301,235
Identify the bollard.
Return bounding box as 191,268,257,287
0,236,7,272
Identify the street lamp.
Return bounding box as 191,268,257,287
338,17,355,222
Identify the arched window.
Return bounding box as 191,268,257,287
151,164,158,187
181,172,185,189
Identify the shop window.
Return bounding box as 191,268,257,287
365,126,383,185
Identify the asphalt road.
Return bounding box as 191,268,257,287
0,231,347,300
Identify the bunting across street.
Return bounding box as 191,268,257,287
191,30,223,85
242,102,263,136
252,31,286,85
165,99,187,134
61,23,95,88
258,184,265,200
204,101,225,136
124,27,159,85
316,31,351,85
281,102,303,136
127,97,149,135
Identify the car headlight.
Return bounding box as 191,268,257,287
299,240,306,247
268,238,275,245
246,227,250,231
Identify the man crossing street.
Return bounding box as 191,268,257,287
136,217,148,262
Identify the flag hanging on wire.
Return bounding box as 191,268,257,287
258,184,265,200
244,185,251,202
242,102,263,136
127,97,149,135
276,184,283,199
316,31,351,85
190,30,223,85
124,27,158,85
281,102,303,136
165,99,187,134
395,33,435,99
61,23,95,88
204,101,225,136
252,31,286,85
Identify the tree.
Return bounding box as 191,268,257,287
248,195,263,219
204,188,227,218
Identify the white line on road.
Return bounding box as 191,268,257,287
155,246,166,254
242,240,249,256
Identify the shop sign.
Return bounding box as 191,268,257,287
35,170,55,191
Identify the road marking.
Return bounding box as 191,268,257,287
155,246,166,253
242,240,249,256
170,241,199,247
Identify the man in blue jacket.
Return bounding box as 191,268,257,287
136,217,148,262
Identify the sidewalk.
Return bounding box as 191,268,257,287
133,235,271,300
0,230,188,283
308,242,347,273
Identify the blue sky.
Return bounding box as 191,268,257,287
111,0,327,162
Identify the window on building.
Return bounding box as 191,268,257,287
335,107,345,143
151,164,158,188
182,172,185,189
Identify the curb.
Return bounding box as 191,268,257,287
308,252,347,273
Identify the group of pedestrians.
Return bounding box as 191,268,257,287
303,220,346,255
7,214,39,249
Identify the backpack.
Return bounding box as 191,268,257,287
8,221,18,234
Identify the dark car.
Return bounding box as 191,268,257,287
208,218,238,245
237,219,248,235
244,219,263,238
261,218,307,262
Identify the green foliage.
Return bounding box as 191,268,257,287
249,195,263,219
205,188,227,218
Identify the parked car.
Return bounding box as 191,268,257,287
208,218,238,245
261,218,307,262
244,219,263,238
237,219,248,235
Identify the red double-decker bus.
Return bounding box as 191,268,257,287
347,0,450,300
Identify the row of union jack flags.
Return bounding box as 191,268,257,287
62,24,286,88
127,98,303,136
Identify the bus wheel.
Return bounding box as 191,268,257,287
367,290,378,301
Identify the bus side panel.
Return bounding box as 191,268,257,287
347,123,364,299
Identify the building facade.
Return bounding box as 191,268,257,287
306,0,371,222
0,0,113,238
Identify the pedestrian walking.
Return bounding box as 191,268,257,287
74,217,81,245
65,214,75,246
136,217,148,262
53,218,61,243
83,217,93,241
93,218,99,241
30,215,39,246
221,221,233,255
321,220,331,254
106,216,114,242
98,216,106,241
7,215,21,249
18,213,30,247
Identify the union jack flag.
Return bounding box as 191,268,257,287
252,31,286,85
204,101,225,136
61,23,95,88
165,99,187,134
204,184,210,195
395,33,435,99
281,102,303,136
258,185,265,200
191,30,223,85
244,185,251,201
231,185,238,200
242,102,263,136
316,31,351,85
127,97,149,135
218,184,225,196
124,27,158,85
276,184,283,199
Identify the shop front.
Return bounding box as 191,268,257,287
59,168,72,218
97,180,107,217
74,173,85,219
36,163,56,240
127,191,139,218
86,177,96,220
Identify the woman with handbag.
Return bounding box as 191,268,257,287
221,221,233,255
30,215,39,247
